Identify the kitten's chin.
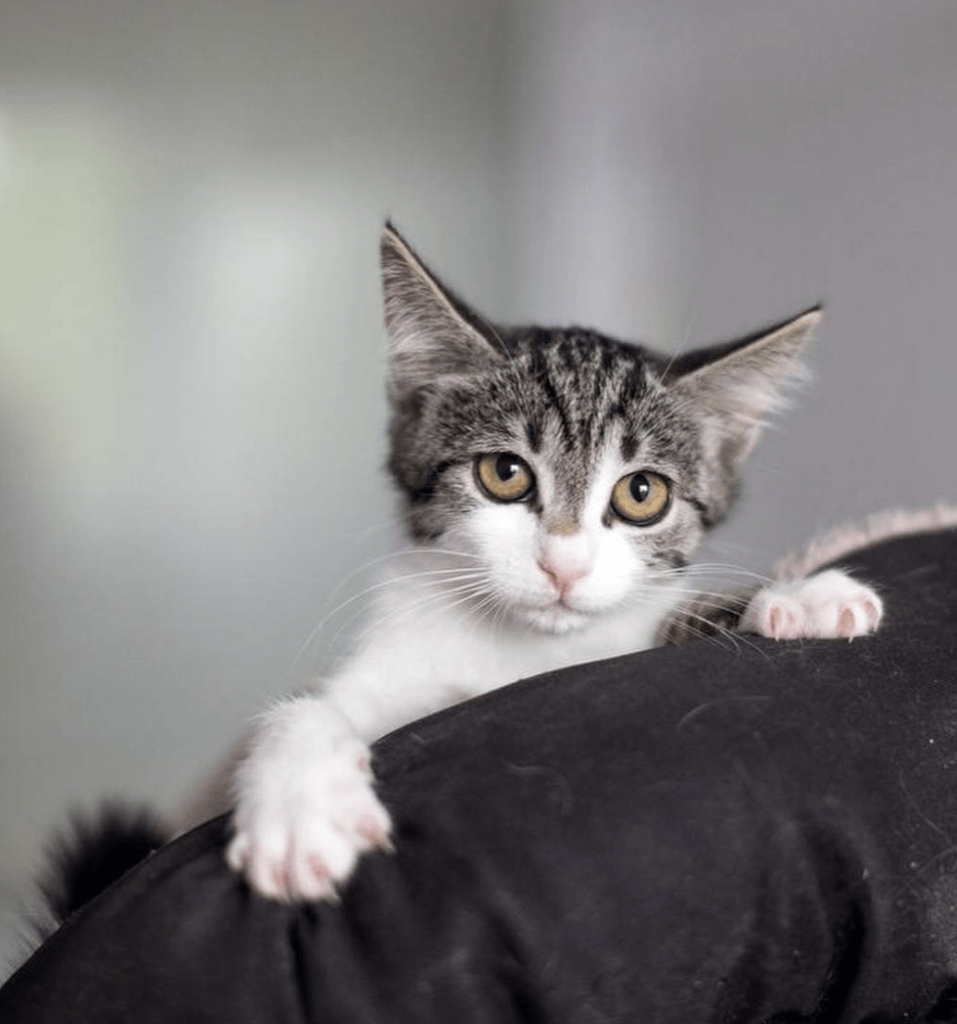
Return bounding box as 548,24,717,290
514,603,592,635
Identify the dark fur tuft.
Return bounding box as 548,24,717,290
40,803,169,923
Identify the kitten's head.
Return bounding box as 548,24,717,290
381,223,818,635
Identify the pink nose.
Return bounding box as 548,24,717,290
538,556,590,597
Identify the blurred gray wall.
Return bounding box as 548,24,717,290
2,0,956,967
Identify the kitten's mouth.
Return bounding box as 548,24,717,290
551,591,602,615
517,597,593,634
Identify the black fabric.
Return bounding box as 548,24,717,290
3,529,957,1023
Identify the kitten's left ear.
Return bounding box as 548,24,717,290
380,223,504,398
666,306,821,467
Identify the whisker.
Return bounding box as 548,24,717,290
668,604,773,660
661,607,751,655
366,584,494,642
288,563,490,674
329,575,493,657
651,564,772,584
351,576,494,643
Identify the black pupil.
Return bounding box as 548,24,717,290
496,454,521,481
629,474,650,503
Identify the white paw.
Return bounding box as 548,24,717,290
226,699,392,901
741,569,883,641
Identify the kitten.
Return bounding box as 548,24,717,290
218,223,882,901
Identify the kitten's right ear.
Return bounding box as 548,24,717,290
381,222,504,396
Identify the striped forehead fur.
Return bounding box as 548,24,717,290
388,325,705,541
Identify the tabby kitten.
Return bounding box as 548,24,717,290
222,223,882,901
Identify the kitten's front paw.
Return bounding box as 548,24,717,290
226,705,391,901
741,569,883,641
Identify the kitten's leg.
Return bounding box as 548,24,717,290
225,693,392,901
740,568,883,640
224,632,465,902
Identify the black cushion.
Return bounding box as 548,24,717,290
3,529,957,1023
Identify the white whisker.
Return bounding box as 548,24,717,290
288,562,490,675
351,576,494,644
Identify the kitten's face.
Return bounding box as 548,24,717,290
393,330,710,634
380,224,818,635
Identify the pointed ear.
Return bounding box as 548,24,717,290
666,306,821,467
381,222,504,397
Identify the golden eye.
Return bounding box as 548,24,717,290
475,453,535,502
611,471,671,525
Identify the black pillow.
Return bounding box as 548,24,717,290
3,529,957,1023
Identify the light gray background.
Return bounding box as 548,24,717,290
1,0,955,970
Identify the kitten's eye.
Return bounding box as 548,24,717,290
611,471,671,525
475,453,535,502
